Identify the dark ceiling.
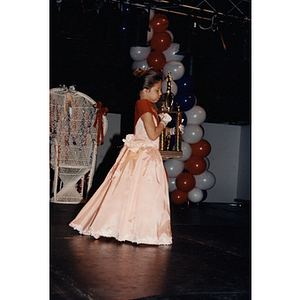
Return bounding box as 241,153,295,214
50,0,251,134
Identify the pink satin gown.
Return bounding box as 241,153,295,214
69,107,172,245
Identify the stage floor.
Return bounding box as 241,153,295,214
50,201,250,300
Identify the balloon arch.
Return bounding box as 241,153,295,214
128,11,216,205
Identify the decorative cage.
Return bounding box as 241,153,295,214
50,86,108,204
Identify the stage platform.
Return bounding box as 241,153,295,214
50,201,250,300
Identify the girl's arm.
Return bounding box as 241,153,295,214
141,112,170,141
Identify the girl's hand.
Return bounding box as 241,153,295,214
169,124,184,135
158,113,172,128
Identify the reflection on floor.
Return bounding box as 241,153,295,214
50,201,250,300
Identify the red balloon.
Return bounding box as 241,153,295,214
149,14,169,33
150,32,172,52
185,156,206,175
176,172,196,192
147,50,166,71
190,139,211,157
171,189,188,205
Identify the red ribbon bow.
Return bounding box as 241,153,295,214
93,102,109,146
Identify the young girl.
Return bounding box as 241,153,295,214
69,69,173,245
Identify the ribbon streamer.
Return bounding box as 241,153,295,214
93,101,109,146
60,85,77,116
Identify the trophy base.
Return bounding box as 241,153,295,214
160,150,183,161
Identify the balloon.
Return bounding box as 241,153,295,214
185,155,206,175
175,74,196,93
194,95,198,106
176,172,196,192
204,157,210,169
171,189,188,205
129,46,151,61
188,187,204,203
147,51,166,71
174,93,195,111
162,78,178,96
190,139,211,157
176,141,192,162
163,61,185,80
166,30,174,42
149,9,155,21
182,124,203,144
131,59,150,70
147,25,154,42
149,14,169,33
163,43,184,62
168,177,177,192
151,32,172,52
200,125,204,136
185,105,206,124
182,112,187,126
172,54,185,62
194,170,216,190
202,190,208,201
164,159,185,178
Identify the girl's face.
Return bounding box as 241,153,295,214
142,81,162,103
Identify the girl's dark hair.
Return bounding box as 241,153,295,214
132,69,162,97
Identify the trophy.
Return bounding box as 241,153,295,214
159,72,183,160
164,72,174,111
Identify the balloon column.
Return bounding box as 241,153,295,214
130,11,185,92
129,10,216,205
165,81,216,205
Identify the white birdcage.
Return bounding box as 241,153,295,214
50,86,108,204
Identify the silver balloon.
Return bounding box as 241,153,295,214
182,124,203,144
194,170,216,190
129,46,151,61
188,187,204,203
164,159,185,178
185,105,206,125
168,177,177,192
176,141,192,162
163,61,185,80
131,59,150,70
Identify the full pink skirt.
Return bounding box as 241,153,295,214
69,138,172,245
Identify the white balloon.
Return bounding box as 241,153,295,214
131,59,150,70
172,54,185,62
162,78,178,96
163,43,184,62
129,46,151,61
149,9,155,21
164,159,185,178
188,187,204,203
147,26,154,42
194,170,216,190
185,105,206,125
168,177,177,192
163,61,185,81
194,95,198,106
176,141,192,162
166,30,174,42
204,157,210,170
182,124,203,144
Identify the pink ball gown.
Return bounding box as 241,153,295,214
69,99,172,245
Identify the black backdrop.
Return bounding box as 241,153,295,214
50,0,251,137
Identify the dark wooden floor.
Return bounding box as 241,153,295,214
50,201,250,300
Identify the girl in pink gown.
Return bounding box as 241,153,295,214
69,69,173,245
